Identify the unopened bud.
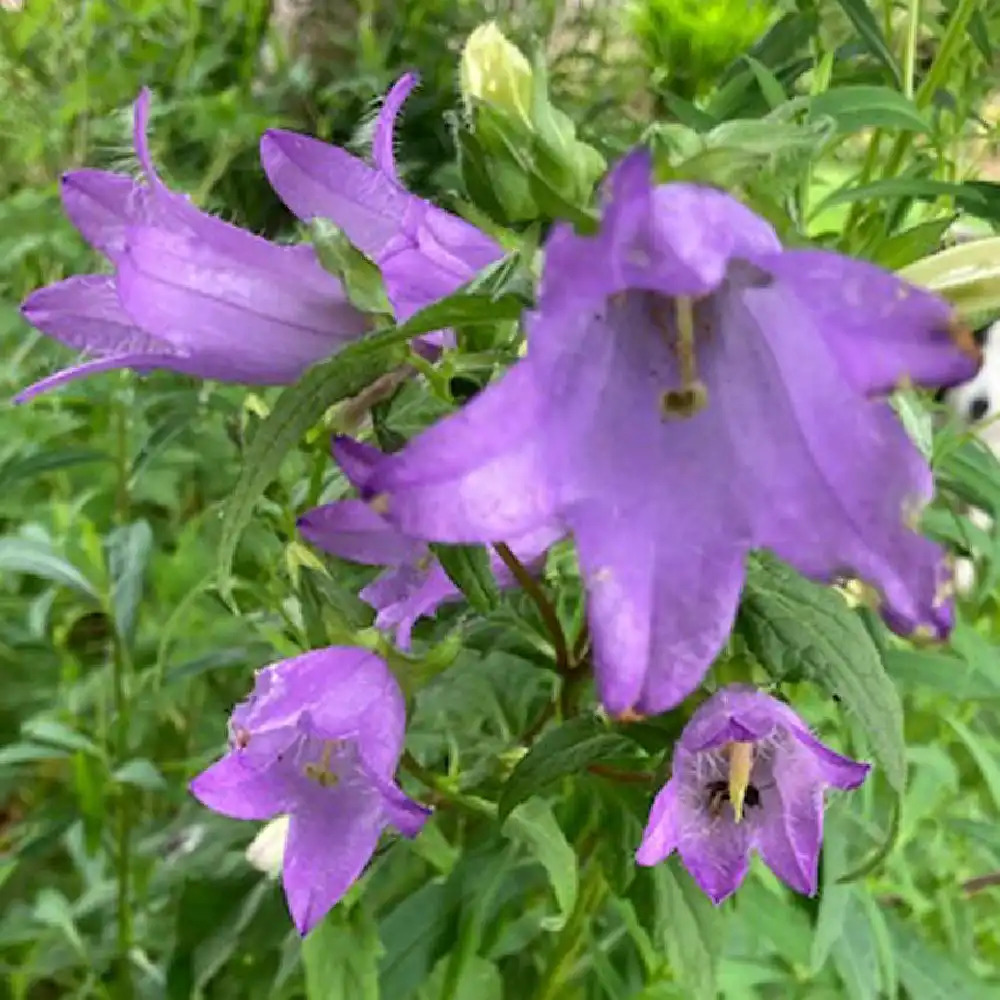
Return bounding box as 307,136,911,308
460,22,533,124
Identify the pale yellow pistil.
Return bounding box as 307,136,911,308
304,741,341,788
660,296,708,419
727,741,754,824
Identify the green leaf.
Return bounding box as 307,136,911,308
502,798,578,930
498,716,639,820
884,912,999,1000
430,543,499,614
106,520,153,644
0,536,99,600
308,218,392,316
113,758,167,791
21,718,100,756
217,348,398,586
744,57,786,110
946,715,1000,814
738,553,906,792
871,216,954,271
417,956,502,1000
831,891,882,1000
303,904,382,1000
810,86,928,134
817,177,1000,224
837,797,900,884
830,0,901,84
0,448,109,489
650,862,721,1000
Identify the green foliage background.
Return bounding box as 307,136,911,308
2,1,1000,998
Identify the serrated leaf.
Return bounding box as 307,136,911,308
498,716,639,820
831,891,881,1000
0,537,99,600
217,348,398,586
430,543,499,614
810,86,928,134
303,904,382,1000
830,0,901,84
502,798,578,930
738,554,906,792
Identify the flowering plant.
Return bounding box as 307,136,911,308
10,9,1000,999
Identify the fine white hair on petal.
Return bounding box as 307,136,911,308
246,814,290,878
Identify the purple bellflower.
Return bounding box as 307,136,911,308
298,436,561,647
190,646,428,935
636,685,869,902
363,151,976,716
17,90,370,402
261,73,504,327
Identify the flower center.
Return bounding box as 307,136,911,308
658,296,708,419
703,740,763,823
303,739,345,788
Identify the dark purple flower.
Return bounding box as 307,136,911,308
261,74,504,326
17,89,369,402
636,685,869,902
190,646,428,935
298,436,561,647
363,152,973,716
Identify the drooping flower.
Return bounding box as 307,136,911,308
189,646,428,935
261,73,504,326
298,436,561,647
17,90,370,402
364,151,976,716
636,685,869,902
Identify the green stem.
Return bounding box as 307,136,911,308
400,751,497,818
493,542,571,676
112,634,134,997
114,396,130,523
534,864,607,1000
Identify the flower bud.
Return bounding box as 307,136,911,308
460,22,533,124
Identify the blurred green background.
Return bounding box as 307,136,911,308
3,1,1000,998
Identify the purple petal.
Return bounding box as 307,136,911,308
538,151,781,320
572,506,747,715
372,73,419,182
377,206,502,321
678,686,792,755
282,783,384,935
116,224,368,383
14,352,183,403
635,779,681,866
21,274,172,356
298,499,427,567
752,743,823,896
760,250,974,396
60,170,141,259
260,128,414,260
331,435,382,490
678,816,751,905
237,648,407,779
189,753,299,821
791,728,871,791
361,563,458,649
368,362,559,542
711,276,950,640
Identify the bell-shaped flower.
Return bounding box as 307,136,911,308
297,436,561,647
636,685,869,902
17,89,370,402
261,73,504,326
189,646,428,935
364,151,975,716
